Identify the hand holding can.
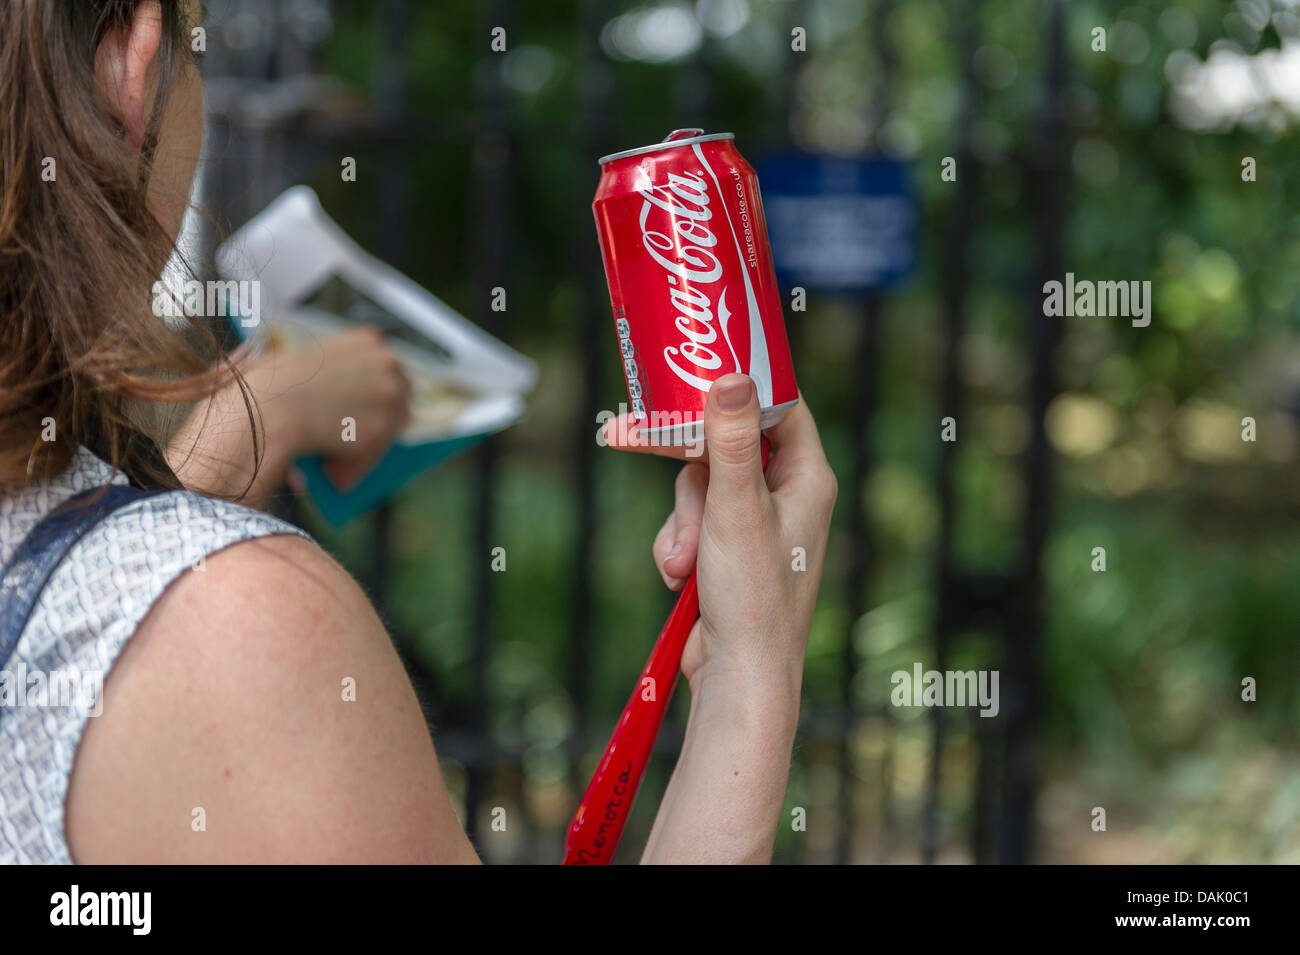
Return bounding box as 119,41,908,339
566,129,811,864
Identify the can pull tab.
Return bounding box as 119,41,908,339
663,128,705,142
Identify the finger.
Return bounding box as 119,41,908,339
652,513,683,590
763,393,837,508
322,456,362,492
602,413,707,462
702,373,765,514
322,440,388,491
348,323,386,343
389,364,413,434
662,462,706,581
762,392,825,466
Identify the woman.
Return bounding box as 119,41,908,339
0,0,836,863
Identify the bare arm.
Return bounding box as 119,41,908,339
641,669,801,863
166,363,302,508
608,377,836,864
167,326,410,507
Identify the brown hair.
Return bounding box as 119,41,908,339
0,0,254,491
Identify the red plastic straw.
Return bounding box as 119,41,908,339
564,438,770,864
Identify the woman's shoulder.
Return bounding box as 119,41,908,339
30,485,314,642
14,461,314,664
2,460,335,863
64,507,461,863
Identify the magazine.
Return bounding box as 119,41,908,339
216,186,537,525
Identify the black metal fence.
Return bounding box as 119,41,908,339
193,0,1069,864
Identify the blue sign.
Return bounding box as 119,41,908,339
757,154,917,292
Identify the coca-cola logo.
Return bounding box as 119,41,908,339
637,170,742,394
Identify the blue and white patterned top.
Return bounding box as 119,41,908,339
0,447,306,863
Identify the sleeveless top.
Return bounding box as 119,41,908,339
0,446,308,863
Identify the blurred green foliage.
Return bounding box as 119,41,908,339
286,0,1300,862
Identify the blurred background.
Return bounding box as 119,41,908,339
187,0,1300,863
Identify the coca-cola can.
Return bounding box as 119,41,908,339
593,128,798,446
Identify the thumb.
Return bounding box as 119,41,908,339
703,374,765,508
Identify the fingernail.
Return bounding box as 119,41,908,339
716,377,753,412
667,542,682,560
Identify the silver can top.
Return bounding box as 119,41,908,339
598,129,735,166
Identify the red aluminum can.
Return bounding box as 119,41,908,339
593,128,798,445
